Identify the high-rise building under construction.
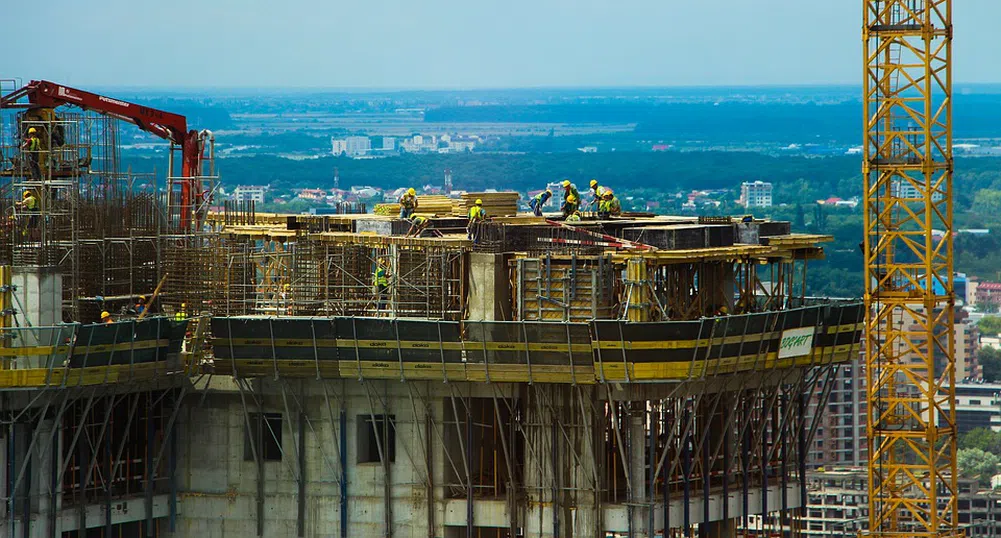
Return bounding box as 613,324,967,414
0,81,864,538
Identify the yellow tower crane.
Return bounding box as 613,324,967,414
863,1,960,537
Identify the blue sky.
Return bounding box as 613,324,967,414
8,0,999,89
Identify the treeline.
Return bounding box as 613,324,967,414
425,95,1001,143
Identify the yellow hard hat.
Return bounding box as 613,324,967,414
22,191,30,198
27,127,37,134
590,179,598,188
567,194,577,203
545,189,552,196
562,180,571,188
474,199,483,205
407,188,416,195
603,190,614,199
181,303,187,308
720,305,729,314
100,311,111,319
138,295,147,301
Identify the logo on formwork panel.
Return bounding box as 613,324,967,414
778,327,815,359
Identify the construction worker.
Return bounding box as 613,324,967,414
588,179,606,208
101,311,113,324
21,127,41,179
399,188,418,219
174,303,188,322
566,211,583,222
406,215,431,237
561,194,579,218
598,190,622,219
467,199,487,243
561,180,579,207
529,189,552,217
15,190,39,238
373,259,390,311
135,295,147,315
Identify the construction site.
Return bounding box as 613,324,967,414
0,1,960,538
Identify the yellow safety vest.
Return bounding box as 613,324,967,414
26,137,41,152
23,196,38,211
374,267,389,286
468,206,485,221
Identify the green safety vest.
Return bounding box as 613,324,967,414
174,311,187,321
26,137,40,152
374,267,389,286
23,196,38,211
564,185,579,202
468,206,486,221
413,216,428,226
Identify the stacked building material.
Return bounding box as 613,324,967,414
372,195,456,217
454,192,520,217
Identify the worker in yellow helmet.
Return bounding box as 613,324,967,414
16,190,40,238
135,295,147,315
560,180,579,209
598,189,621,219
22,127,42,179
399,187,419,219
101,311,113,324
467,199,487,243
373,258,390,311
562,194,579,218
529,189,552,217
588,179,606,209
406,215,432,237
566,211,583,222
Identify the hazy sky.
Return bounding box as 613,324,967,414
8,0,1000,89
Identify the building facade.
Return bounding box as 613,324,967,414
806,362,867,469
740,181,773,208
232,185,268,203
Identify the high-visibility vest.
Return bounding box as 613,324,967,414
24,196,38,211
26,137,40,152
564,185,579,201
413,216,428,226
174,311,187,321
468,206,486,221
374,267,389,286
400,194,417,208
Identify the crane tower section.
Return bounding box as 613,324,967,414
863,1,959,537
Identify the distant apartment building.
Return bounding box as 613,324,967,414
891,178,946,201
948,382,1001,434
976,282,1001,312
887,305,979,381
382,137,396,151
806,362,867,469
331,138,347,156
231,185,268,204
803,469,1001,538
449,137,476,152
345,136,371,156
740,181,773,208
331,136,372,157
297,189,327,201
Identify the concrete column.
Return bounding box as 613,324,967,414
30,418,57,538
630,411,647,536
11,267,62,368
569,387,599,538
12,266,62,328
467,253,510,321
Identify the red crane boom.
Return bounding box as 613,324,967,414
1,79,210,230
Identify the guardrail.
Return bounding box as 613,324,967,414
211,302,864,383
